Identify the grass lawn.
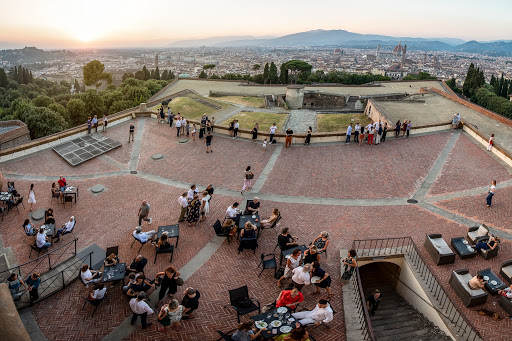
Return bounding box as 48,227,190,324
228,112,288,131
213,96,264,108
317,114,372,133
149,95,230,120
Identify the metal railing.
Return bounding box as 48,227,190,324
0,238,78,282
351,237,482,341
350,267,376,341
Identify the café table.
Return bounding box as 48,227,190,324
238,214,261,237
280,244,308,265
477,268,507,295
451,237,477,259
42,224,56,239
103,262,126,284
63,186,78,203
0,192,12,202
251,307,297,339
157,224,180,248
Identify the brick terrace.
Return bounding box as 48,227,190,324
0,118,511,341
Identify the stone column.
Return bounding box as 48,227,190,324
285,85,305,110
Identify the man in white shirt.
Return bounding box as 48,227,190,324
226,202,241,224
89,283,107,301
36,228,51,249
292,264,312,291
181,117,186,135
187,184,198,201
55,216,75,242
292,299,333,326
354,123,361,143
346,123,352,144
129,292,154,329
133,226,157,243
233,120,240,139
269,124,277,143
178,192,188,222
175,118,182,137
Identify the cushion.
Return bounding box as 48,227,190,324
430,237,452,255
467,230,478,240
502,265,512,278
477,225,488,237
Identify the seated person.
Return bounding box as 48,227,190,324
133,226,157,243
261,208,280,228
231,320,267,341
240,222,257,239
244,197,260,215
45,208,55,225
278,227,299,251
80,264,102,285
54,216,75,242
123,273,139,292
468,274,487,290
58,176,67,192
126,255,148,275
181,287,201,319
35,227,51,249
7,193,21,210
474,235,499,252
311,231,330,254
221,219,237,243
7,273,28,302
291,299,333,326
125,274,155,297
226,202,241,224
51,183,62,202
153,233,172,250
104,253,119,267
23,219,37,236
276,287,304,310
498,284,512,299
274,322,310,341
303,245,320,265
88,283,107,302
7,181,15,193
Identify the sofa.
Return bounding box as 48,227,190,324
425,234,456,265
499,295,512,315
467,224,489,244
449,269,488,307
500,260,512,284
475,236,499,260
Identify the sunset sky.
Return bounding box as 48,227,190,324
1,0,510,49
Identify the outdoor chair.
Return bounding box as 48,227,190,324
467,224,489,244
154,243,174,264
500,260,512,284
82,295,107,317
63,195,73,208
499,295,512,315
59,219,76,240
238,237,258,254
476,236,499,260
130,235,148,253
257,214,281,237
216,328,237,341
0,206,6,221
51,190,61,204
29,241,49,258
424,234,455,265
106,246,119,258
257,253,277,277
13,196,25,213
228,285,260,323
449,269,488,307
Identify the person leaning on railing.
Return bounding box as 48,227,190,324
341,249,357,280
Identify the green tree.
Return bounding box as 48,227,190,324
463,63,475,97
252,64,261,71
285,60,312,84
134,70,144,80
168,71,175,80
109,100,134,115
67,98,87,125
269,62,278,84
74,79,80,93
280,63,288,84
263,63,270,84
142,66,150,81
32,95,54,107
25,107,68,139
198,70,207,79
161,69,169,80
202,64,216,78
81,90,106,117
83,60,112,90
0,68,8,88
122,72,135,81
154,66,160,80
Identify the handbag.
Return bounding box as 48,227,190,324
248,172,254,180
175,277,184,286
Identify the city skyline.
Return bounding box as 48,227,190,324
1,0,511,49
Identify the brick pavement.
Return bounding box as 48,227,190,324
0,117,511,341
428,134,512,196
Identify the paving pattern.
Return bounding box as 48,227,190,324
0,117,511,341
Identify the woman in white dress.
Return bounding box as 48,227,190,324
199,191,210,222
277,248,303,287
487,134,494,151
28,183,36,211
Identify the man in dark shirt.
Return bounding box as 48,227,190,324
129,123,135,143
126,255,147,275
285,128,294,148
126,275,154,297
244,197,260,215
181,287,201,319
206,184,214,201
205,132,213,153
366,289,382,315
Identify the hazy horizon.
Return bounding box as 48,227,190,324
1,0,511,49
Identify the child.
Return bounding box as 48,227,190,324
263,138,267,149
192,124,196,141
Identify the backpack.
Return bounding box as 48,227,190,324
247,172,254,180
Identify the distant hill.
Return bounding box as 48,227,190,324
169,35,275,48
0,46,75,65
453,40,512,56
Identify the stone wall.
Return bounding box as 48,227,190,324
0,284,31,341
302,92,346,109
0,121,31,151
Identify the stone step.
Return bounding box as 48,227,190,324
371,314,423,329
376,328,434,341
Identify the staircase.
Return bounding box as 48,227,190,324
360,263,452,341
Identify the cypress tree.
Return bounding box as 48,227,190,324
263,63,270,84
269,62,278,84
161,69,168,80
0,68,7,87
155,66,160,80
490,75,497,92
13,66,18,83
463,63,475,97
280,63,288,84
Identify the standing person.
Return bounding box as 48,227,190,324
251,123,259,140
175,117,181,137
160,299,183,331
228,120,234,137
366,289,382,315
206,184,214,200
181,117,186,136
401,120,407,137
8,273,28,301
341,249,358,280
241,166,254,194
185,120,190,136
381,123,388,142
291,264,312,291
87,117,92,134
181,287,200,319
156,266,180,307
395,120,401,137
129,122,135,143
137,200,152,226
456,113,461,127
375,122,382,145
168,107,173,126
367,125,374,145
304,126,312,145
451,114,458,130
191,124,197,141
233,120,239,139
28,183,36,211
354,122,360,143
206,120,212,133
199,115,207,139
345,123,352,144
487,134,494,151
269,123,277,144
92,115,98,132
277,248,303,288
199,191,210,222
205,132,213,153
129,292,154,330
25,273,41,306
486,180,497,207
102,115,108,132
359,125,365,146
310,261,332,298
186,194,201,227
285,127,294,148
406,121,412,138
178,192,188,222
211,116,215,131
